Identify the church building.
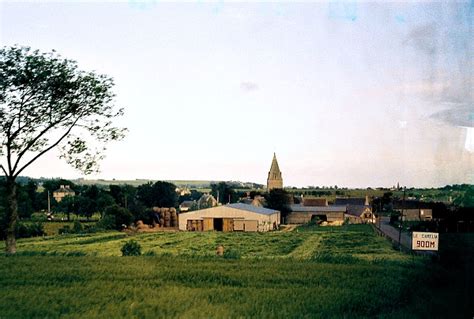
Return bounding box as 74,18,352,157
267,153,283,191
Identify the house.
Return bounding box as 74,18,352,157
52,185,75,203
399,208,433,221
178,203,280,232
197,194,218,209
287,205,346,225
335,196,375,224
240,195,265,207
391,199,433,221
179,200,196,212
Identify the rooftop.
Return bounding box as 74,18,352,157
227,203,279,215
290,205,347,212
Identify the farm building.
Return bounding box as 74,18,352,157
179,200,196,212
287,205,346,225
344,205,375,224
178,203,280,232
335,196,375,224
400,208,433,221
301,196,328,206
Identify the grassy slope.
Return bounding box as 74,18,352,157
0,225,472,318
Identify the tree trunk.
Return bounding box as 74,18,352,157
5,178,18,254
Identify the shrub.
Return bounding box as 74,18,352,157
95,215,116,230
72,221,83,233
121,240,141,256
15,222,45,239
143,250,156,256
58,225,72,235
30,212,47,222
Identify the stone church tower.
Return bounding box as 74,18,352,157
267,153,283,191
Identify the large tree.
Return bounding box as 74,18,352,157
265,188,292,223
0,46,126,253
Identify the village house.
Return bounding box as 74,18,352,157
197,194,218,209
392,199,434,221
179,200,196,212
52,185,75,203
335,196,376,224
400,208,433,221
178,203,280,232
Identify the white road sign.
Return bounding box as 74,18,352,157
412,232,439,251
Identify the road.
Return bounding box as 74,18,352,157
376,216,412,249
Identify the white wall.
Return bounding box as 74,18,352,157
178,206,280,232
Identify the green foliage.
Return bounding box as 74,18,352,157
95,215,116,230
265,188,292,221
102,205,133,230
58,225,72,235
121,240,141,256
210,182,238,204
72,221,83,233
137,181,178,208
15,222,45,239
0,45,126,252
453,185,474,207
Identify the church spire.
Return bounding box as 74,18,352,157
267,153,283,191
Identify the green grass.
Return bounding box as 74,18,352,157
0,225,472,318
3,225,402,260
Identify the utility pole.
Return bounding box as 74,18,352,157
47,191,51,215
398,186,406,251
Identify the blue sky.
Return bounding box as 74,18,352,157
0,1,472,187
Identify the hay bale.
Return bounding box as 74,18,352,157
170,210,178,227
152,207,160,213
170,207,176,214
216,245,224,256
137,220,149,230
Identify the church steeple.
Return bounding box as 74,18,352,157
267,153,283,191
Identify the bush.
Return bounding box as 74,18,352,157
143,250,156,256
15,222,45,239
58,225,71,235
121,240,141,256
95,215,116,230
72,221,83,233
30,212,47,222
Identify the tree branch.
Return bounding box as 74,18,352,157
14,116,82,178
0,164,7,177
11,111,79,174
5,120,14,176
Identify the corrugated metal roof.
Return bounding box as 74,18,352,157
227,203,279,215
290,205,347,212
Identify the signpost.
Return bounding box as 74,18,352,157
412,231,439,251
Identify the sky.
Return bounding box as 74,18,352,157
0,1,472,188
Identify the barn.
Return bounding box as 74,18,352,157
178,203,280,232
287,205,347,225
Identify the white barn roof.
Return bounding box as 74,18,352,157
226,203,279,215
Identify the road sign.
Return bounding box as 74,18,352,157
412,232,439,251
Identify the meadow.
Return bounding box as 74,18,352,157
0,225,471,318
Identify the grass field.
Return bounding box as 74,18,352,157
0,225,472,318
